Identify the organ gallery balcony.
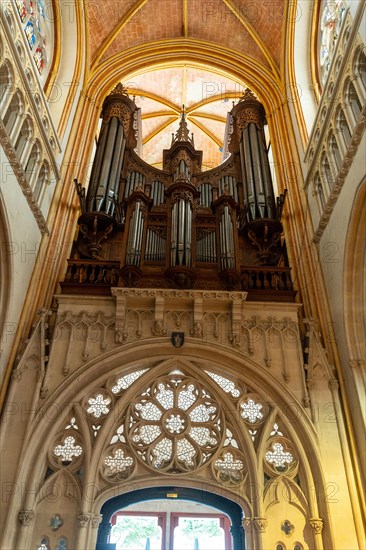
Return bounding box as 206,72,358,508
60,259,296,302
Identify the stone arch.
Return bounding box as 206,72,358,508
11,341,335,549
0,189,12,368
344,177,366,365
343,178,366,474
95,486,245,550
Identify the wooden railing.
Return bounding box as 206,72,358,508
61,261,296,301
61,260,120,294
241,267,296,302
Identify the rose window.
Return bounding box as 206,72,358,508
127,376,222,472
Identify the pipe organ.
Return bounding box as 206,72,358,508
72,85,292,296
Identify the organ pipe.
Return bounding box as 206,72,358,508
126,201,144,266
170,196,192,267
219,205,235,270
86,116,126,213
233,89,276,222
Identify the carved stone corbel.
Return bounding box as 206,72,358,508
242,517,253,531
152,295,166,335
229,298,242,347
18,510,34,526
309,518,324,534
191,295,203,337
253,517,267,533
112,289,127,344
77,513,91,528
91,514,103,528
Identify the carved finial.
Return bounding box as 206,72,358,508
110,82,129,97
239,87,257,102
173,106,192,142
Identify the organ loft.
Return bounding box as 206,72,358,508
68,84,293,301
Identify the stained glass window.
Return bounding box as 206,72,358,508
319,1,346,86
38,539,49,550
86,394,111,418
55,538,68,550
240,398,263,423
54,435,82,465
25,21,36,49
34,47,44,73
128,376,222,472
15,0,54,79
205,371,241,397
104,446,134,479
16,0,27,21
111,368,149,393
266,441,294,472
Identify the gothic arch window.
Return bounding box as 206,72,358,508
344,79,362,125
55,537,68,550
24,139,41,185
318,0,346,87
353,47,366,92
33,160,49,203
2,89,24,139
14,115,33,164
15,0,54,84
0,61,14,112
327,131,342,171
320,152,335,192
37,537,50,550
314,172,326,212
335,107,351,152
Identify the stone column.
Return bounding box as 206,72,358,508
15,510,35,550
309,517,324,549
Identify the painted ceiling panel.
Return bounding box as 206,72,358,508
188,0,269,67
100,0,183,62
88,0,134,59
233,0,286,67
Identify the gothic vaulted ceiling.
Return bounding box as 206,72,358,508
86,0,286,169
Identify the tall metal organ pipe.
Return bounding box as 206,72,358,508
219,205,235,270
86,83,134,214
233,90,276,221
170,198,192,267
126,200,144,266
86,117,126,213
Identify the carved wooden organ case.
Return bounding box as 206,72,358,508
66,84,294,301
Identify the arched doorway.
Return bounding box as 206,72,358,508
96,487,244,550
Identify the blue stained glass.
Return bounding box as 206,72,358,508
25,21,36,49
38,0,45,18
56,538,67,550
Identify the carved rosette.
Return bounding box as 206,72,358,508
309,518,324,534
18,510,34,526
